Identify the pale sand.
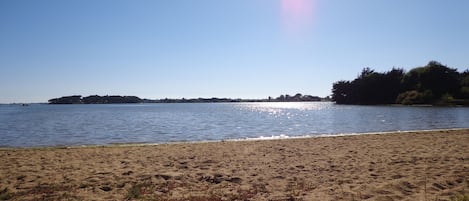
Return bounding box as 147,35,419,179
1,129,469,201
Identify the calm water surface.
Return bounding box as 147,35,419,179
1,102,468,147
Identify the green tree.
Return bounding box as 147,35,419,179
332,80,353,104
399,61,460,103
332,61,467,105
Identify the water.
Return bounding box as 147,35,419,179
0,102,468,147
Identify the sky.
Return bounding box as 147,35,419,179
1,0,468,103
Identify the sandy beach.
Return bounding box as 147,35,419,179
1,129,469,201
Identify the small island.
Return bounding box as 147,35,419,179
48,94,327,104
48,95,143,104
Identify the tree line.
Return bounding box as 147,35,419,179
49,95,143,104
145,93,321,103
49,94,325,104
270,93,321,102
332,61,469,105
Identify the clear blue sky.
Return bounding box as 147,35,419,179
1,0,468,103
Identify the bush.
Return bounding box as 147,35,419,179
396,90,433,105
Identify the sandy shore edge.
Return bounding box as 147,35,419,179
1,128,467,150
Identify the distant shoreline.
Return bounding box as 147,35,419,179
47,94,329,104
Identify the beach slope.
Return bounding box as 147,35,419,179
1,129,469,200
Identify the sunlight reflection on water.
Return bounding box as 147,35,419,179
235,102,332,118
238,102,331,111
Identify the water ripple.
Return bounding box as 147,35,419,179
0,103,468,147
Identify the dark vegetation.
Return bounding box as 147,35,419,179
332,61,469,105
49,95,143,104
49,94,325,104
271,93,322,102
147,93,322,103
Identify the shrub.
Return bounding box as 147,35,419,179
396,90,433,105
0,188,12,200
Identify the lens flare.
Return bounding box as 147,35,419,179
281,0,315,35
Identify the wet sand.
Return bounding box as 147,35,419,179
1,129,469,200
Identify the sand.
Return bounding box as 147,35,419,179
1,129,469,201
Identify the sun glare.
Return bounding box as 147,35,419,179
281,0,315,35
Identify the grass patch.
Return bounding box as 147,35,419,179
171,195,223,201
25,184,72,195
451,193,469,201
0,185,82,201
124,181,265,201
0,188,12,200
125,183,145,200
